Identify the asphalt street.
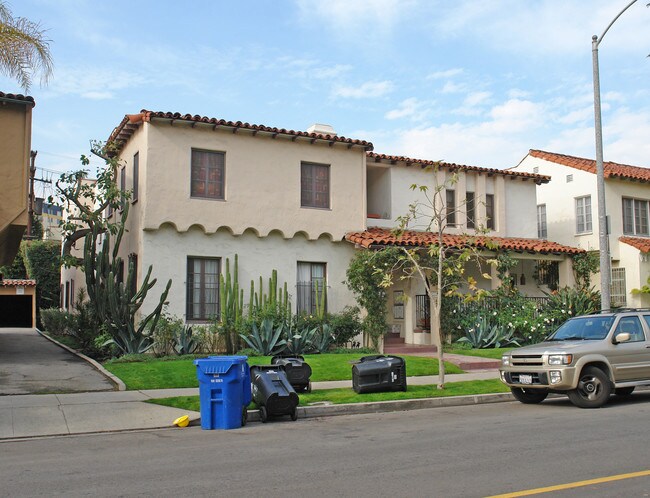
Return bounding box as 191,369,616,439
2,393,650,497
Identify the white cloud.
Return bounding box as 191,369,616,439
464,91,491,107
333,80,394,99
44,66,148,100
385,98,430,121
441,81,467,94
427,68,464,80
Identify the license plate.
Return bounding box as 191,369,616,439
519,374,533,384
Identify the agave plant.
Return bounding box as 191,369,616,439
284,325,318,355
239,318,287,356
104,326,154,355
456,316,520,349
312,323,335,353
174,325,199,355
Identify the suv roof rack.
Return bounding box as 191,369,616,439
592,307,650,314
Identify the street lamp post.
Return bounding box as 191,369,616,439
592,0,640,311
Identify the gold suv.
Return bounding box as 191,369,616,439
500,309,650,408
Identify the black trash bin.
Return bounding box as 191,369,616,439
251,365,300,422
352,355,407,394
271,355,313,392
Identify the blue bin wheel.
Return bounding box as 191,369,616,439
259,406,268,423
242,407,248,427
291,408,298,421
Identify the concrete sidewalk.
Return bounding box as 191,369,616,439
0,370,502,440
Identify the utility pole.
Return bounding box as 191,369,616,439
27,150,37,239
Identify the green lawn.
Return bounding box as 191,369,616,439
148,379,508,411
103,353,463,391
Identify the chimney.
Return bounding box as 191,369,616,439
307,123,337,136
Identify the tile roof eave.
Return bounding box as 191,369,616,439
0,279,37,287
0,91,35,107
345,227,584,256
108,110,374,153
369,152,550,184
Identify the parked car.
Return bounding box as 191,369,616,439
500,309,650,408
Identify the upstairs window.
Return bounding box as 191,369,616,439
466,192,475,229
623,198,649,236
575,196,592,234
132,152,139,202
191,149,225,200
301,162,330,209
446,189,456,226
486,194,495,230
537,204,547,239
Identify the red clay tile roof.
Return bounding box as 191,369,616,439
0,91,35,106
108,110,373,152
0,279,36,287
369,152,550,184
529,149,650,183
345,227,584,255
619,236,650,253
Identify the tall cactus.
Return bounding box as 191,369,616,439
219,255,243,354
248,269,290,324
83,205,172,354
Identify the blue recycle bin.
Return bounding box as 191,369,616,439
194,356,252,430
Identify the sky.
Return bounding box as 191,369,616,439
3,0,649,190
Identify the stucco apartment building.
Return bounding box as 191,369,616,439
514,149,650,308
62,111,583,346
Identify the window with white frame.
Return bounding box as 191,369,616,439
393,290,404,319
575,196,592,234
611,268,627,307
537,204,547,239
622,198,649,236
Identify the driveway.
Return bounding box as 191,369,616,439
0,328,114,394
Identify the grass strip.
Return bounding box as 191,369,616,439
104,353,463,390
147,379,508,411
445,348,512,359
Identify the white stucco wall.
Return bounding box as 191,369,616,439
139,226,358,321
139,121,367,240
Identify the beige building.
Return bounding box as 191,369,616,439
0,91,35,266
513,149,650,308
62,111,582,346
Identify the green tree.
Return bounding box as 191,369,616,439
378,165,493,389
23,239,61,312
0,1,53,91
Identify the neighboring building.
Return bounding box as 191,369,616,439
0,277,36,328
62,111,583,347
40,201,64,241
0,91,35,266
513,149,650,308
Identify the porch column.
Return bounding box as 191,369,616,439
404,278,415,345
558,256,576,288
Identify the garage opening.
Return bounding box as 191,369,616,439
0,295,33,327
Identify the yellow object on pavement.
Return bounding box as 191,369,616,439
173,415,190,428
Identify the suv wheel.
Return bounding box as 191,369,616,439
567,366,611,408
511,387,548,404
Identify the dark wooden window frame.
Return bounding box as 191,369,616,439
186,256,221,321
191,149,225,200
301,162,330,209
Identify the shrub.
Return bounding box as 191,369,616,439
284,325,317,355
174,326,200,355
195,324,225,354
456,316,521,349
40,308,72,336
327,306,363,346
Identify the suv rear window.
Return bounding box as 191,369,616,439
548,316,614,341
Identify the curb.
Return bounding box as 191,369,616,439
36,329,126,391
242,391,515,423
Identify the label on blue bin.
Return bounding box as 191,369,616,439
211,378,223,383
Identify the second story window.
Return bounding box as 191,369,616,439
446,189,456,226
119,166,126,210
623,198,649,236
537,204,547,238
486,194,495,230
191,149,225,200
466,192,475,229
301,162,330,209
132,152,139,203
575,195,592,234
